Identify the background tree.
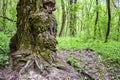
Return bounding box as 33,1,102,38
94,0,99,40
69,0,77,37
105,0,111,42
59,0,66,37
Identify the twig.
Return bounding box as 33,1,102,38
0,16,16,22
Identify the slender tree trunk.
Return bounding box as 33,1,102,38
69,0,74,36
117,16,120,41
117,0,120,41
80,9,84,31
98,26,102,39
65,0,70,37
84,0,93,39
94,0,99,40
105,0,111,42
73,0,77,35
59,0,66,37
69,0,77,37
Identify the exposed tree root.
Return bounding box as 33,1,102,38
19,59,34,76
15,53,80,80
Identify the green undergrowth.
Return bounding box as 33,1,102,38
0,32,11,65
57,37,120,64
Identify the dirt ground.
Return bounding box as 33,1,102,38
0,49,119,80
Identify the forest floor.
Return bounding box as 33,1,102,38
57,48,120,80
0,48,119,80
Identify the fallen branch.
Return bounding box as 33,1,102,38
0,16,16,22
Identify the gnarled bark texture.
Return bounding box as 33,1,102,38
9,0,57,78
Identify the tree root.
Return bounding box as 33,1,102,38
18,55,71,78
18,56,48,77
19,60,34,76
52,64,71,72
34,56,44,73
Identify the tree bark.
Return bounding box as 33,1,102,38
94,0,99,40
69,0,77,37
112,0,120,41
105,0,111,42
59,0,66,37
9,0,57,78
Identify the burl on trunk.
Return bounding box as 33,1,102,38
9,0,57,77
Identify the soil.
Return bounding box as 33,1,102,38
0,48,119,80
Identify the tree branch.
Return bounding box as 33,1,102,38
0,16,16,22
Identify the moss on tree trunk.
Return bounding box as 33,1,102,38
9,0,57,77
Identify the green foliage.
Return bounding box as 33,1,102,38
0,54,8,65
0,32,10,65
93,40,120,63
67,55,82,72
57,37,81,49
0,32,10,52
79,77,88,80
57,37,120,64
67,55,80,67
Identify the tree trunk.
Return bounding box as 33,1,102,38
117,16,120,41
112,0,120,41
94,0,99,40
59,0,66,37
69,0,77,37
105,0,111,42
9,0,57,78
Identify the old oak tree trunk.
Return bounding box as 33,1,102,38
9,0,58,78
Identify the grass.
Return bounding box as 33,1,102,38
57,37,120,64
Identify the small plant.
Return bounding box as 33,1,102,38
0,32,10,65
67,55,82,72
79,77,88,80
0,54,9,65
